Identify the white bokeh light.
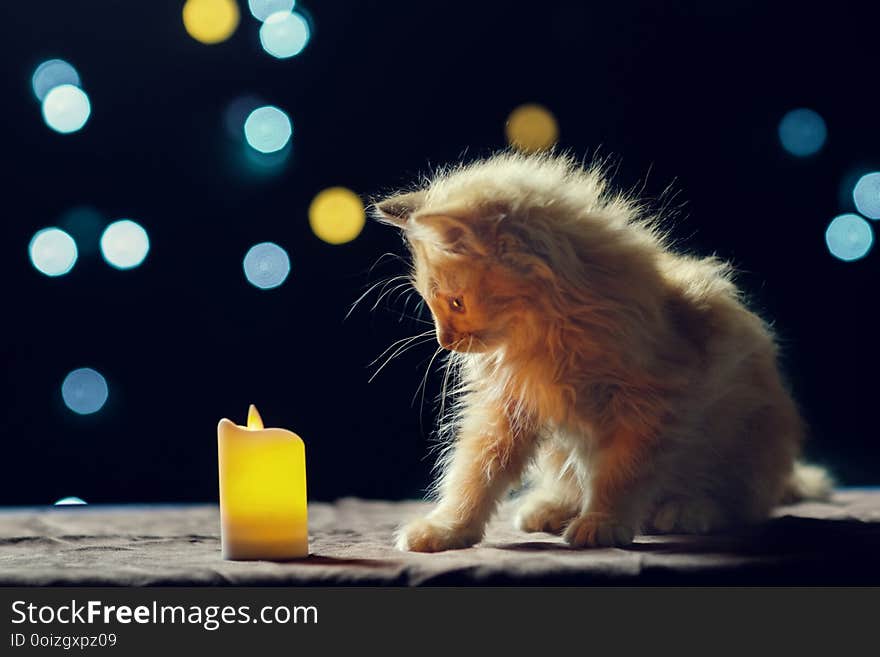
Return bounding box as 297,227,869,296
853,172,880,220
249,0,295,21
259,11,310,58
243,242,290,289
825,214,873,262
244,105,292,153
54,497,87,506
42,84,91,134
778,108,826,157
62,368,109,415
100,219,150,270
32,59,81,101
29,228,78,277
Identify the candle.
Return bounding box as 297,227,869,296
217,405,308,560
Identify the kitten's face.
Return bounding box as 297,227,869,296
409,240,533,354
375,191,544,354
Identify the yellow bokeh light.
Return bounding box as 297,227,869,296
309,187,366,245
505,103,559,153
182,0,240,45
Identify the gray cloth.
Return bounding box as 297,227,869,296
1,490,878,585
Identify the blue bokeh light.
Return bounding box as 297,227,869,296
54,497,87,506
32,59,81,101
249,0,295,22
259,11,310,59
243,242,290,289
853,172,880,220
62,368,109,415
778,108,826,157
42,84,91,134
29,227,78,277
825,214,873,262
100,219,150,270
243,105,292,153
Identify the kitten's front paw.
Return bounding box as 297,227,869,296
515,497,577,535
395,517,480,552
563,512,634,548
650,498,725,535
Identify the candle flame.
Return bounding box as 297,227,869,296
247,404,264,430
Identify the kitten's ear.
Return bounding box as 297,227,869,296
411,214,488,256
372,191,426,227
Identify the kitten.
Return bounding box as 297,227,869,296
374,151,832,551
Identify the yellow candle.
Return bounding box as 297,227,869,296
217,405,308,560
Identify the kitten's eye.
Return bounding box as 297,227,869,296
449,296,465,313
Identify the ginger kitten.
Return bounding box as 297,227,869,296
374,152,831,551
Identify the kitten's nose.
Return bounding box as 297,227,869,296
437,326,456,349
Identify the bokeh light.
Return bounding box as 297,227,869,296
244,105,292,153
32,59,80,101
309,187,366,244
227,96,291,175
506,104,559,153
54,497,87,506
100,219,150,270
182,0,240,45
853,172,880,220
29,228,78,277
62,368,109,415
778,108,826,157
42,84,91,134
243,242,290,289
259,11,310,58
249,0,295,22
838,168,869,210
825,213,873,262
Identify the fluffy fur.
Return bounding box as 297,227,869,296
373,151,832,552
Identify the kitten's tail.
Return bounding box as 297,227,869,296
781,461,834,503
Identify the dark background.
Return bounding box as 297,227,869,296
1,1,877,505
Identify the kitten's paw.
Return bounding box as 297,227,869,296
395,517,480,553
650,499,725,535
650,502,680,534
515,497,577,535
563,512,635,548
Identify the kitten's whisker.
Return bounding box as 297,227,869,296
438,349,457,425
413,345,444,411
370,332,434,370
397,314,434,326
397,289,416,322
368,330,434,368
368,334,436,383
398,290,415,323
394,289,422,318
392,284,412,305
370,282,413,312
346,275,410,320
368,340,432,384
396,291,433,325
346,277,396,321
366,252,407,278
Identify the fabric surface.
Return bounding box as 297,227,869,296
1,490,878,585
